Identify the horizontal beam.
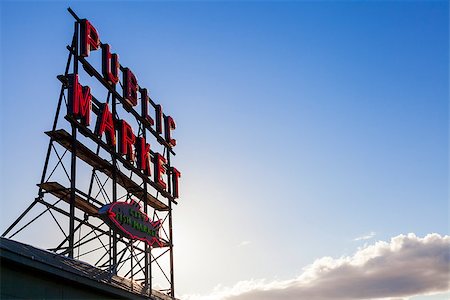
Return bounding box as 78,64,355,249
46,129,170,211
65,117,177,204
39,182,98,215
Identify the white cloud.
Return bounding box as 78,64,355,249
237,240,251,247
354,231,376,241
183,233,450,300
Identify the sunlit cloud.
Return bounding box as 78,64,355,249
183,233,450,300
353,231,376,241
237,241,251,247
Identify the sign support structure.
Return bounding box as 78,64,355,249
2,8,181,299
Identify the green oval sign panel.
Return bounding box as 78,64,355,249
99,201,168,247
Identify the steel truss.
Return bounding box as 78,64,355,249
2,8,177,299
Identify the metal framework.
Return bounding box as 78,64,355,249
2,8,177,299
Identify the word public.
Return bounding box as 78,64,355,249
68,19,180,199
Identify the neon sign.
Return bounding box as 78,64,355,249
68,18,181,199
99,201,167,247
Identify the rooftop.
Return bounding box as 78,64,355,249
0,237,175,300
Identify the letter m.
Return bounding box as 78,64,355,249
68,74,92,126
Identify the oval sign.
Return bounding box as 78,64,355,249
99,200,167,247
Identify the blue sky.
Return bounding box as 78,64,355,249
1,1,448,299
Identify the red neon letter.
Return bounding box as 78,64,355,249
140,88,154,126
136,137,151,176
68,74,92,126
154,153,167,190
119,120,136,162
123,68,138,108
164,116,177,147
155,104,163,134
80,19,100,57
95,103,116,146
171,167,181,199
102,44,119,85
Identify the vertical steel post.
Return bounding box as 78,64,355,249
142,123,152,294
38,42,74,199
111,86,118,273
68,20,79,258
167,151,175,298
